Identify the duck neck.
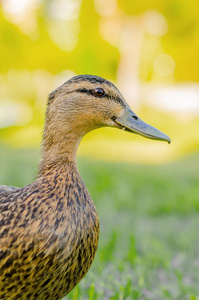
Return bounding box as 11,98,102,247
38,99,99,176
38,126,84,176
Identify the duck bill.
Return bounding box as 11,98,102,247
115,106,171,143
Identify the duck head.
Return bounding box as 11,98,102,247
41,75,170,168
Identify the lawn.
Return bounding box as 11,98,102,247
0,145,199,300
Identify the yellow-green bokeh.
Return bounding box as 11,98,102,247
0,0,199,163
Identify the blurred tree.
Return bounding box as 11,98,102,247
117,0,199,81
1,0,199,81
73,0,119,78
0,0,119,78
0,0,198,159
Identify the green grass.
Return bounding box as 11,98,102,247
0,144,199,300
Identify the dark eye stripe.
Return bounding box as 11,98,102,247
76,88,107,98
76,88,91,95
74,88,125,107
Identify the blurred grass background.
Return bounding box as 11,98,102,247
0,0,199,299
1,146,199,299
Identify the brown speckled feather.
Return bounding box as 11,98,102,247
0,185,20,195
0,162,99,299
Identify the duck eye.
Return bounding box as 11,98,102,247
94,88,105,97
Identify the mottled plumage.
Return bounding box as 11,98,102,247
0,163,99,299
0,75,170,299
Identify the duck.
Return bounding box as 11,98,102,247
0,75,170,299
